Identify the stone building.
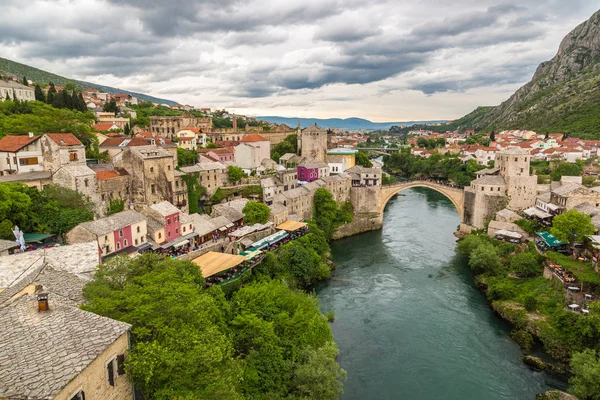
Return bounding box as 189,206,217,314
179,161,226,196
88,167,132,215
551,183,600,211
0,80,35,101
326,148,356,174
319,175,352,204
274,186,314,220
464,147,537,230
40,133,86,173
299,124,328,163
346,165,382,186
260,169,299,204
113,146,182,209
297,161,329,182
0,275,133,400
150,116,212,139
52,164,100,207
99,137,154,159
0,133,43,175
65,210,147,257
173,170,189,211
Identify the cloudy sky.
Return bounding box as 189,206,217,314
0,1,598,121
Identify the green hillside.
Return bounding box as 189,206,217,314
447,9,600,138
0,57,179,105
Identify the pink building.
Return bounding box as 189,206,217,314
113,225,133,252
207,148,234,163
297,165,319,182
150,201,182,243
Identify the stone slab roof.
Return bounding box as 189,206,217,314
536,192,552,203
150,201,180,217
0,293,130,400
0,239,17,253
57,164,96,177
130,145,172,159
75,210,145,236
213,199,247,222
0,171,51,183
552,183,587,196
0,242,100,289
472,175,507,186
180,162,226,173
269,202,287,214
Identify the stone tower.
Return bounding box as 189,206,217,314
300,124,327,163
496,147,537,210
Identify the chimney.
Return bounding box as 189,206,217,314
232,115,237,131
37,292,49,312
28,132,34,138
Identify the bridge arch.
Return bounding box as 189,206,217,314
380,182,464,223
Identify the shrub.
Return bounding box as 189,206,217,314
487,281,516,301
511,329,534,352
524,295,538,312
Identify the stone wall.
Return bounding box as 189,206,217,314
332,186,383,239
97,175,132,217
54,332,133,400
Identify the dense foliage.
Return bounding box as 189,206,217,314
227,165,245,184
313,188,353,240
242,201,271,225
176,147,197,167
271,134,298,163
180,172,207,214
83,253,345,399
106,199,125,216
550,162,583,181
383,149,485,187
355,151,373,168
551,209,595,247
0,183,94,239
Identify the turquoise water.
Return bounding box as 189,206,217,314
318,188,560,400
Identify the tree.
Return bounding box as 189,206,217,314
551,209,595,247
176,147,197,167
124,122,131,136
550,162,582,181
294,341,346,400
211,188,225,204
106,199,125,216
21,76,28,86
313,188,338,240
242,201,270,225
227,165,245,184
510,252,540,277
355,151,373,168
489,131,495,142
569,349,600,399
46,83,57,105
278,241,330,287
33,84,45,102
103,98,119,114
469,243,503,275
457,234,488,257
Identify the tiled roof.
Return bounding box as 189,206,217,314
93,122,117,131
0,135,40,152
150,201,180,217
96,169,123,180
240,133,268,142
100,137,150,148
472,175,507,186
135,131,153,139
181,127,201,133
0,293,130,400
45,133,83,146
212,148,233,154
75,210,145,236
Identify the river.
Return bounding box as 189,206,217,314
317,187,561,400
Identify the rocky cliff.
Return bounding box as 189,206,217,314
452,10,600,137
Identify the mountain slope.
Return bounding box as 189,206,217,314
0,57,179,105
257,116,446,130
456,9,600,137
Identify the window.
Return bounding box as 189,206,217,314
135,238,138,245
70,152,78,161
168,231,171,238
124,239,128,247
119,229,123,237
176,228,179,234
137,226,140,233
105,245,110,253
189,224,192,230
167,218,171,225
104,235,108,241
158,232,162,239
117,354,126,375
116,242,121,250
69,390,86,400
175,181,179,188
151,184,156,194
168,165,171,170
101,194,106,201
150,167,154,172
106,358,116,386
19,157,38,166
84,179,89,187
183,226,186,233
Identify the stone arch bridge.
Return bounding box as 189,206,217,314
380,181,465,223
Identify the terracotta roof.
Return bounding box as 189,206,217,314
0,135,40,152
240,133,268,142
135,131,153,139
45,133,82,146
100,137,150,147
212,148,233,155
181,127,201,133
93,122,117,131
96,170,121,180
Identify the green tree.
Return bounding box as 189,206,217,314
551,209,595,247
0,183,38,238
176,147,197,167
313,188,338,240
211,188,225,204
550,162,582,181
457,234,488,257
570,349,600,399
294,341,346,400
510,252,541,277
21,76,28,86
181,172,207,214
469,243,502,275
227,165,245,184
103,98,119,114
355,151,373,168
106,199,125,216
34,84,45,102
277,241,330,287
46,82,57,105
242,201,271,225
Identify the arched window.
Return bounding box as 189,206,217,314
116,242,121,250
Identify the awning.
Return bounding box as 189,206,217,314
547,203,560,212
276,220,308,232
536,231,566,247
193,251,247,278
219,227,227,232
173,240,189,248
23,233,55,243
136,242,153,252
242,249,262,260
524,207,552,219
250,230,289,250
225,223,235,228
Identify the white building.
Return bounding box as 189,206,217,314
0,80,35,102
234,134,270,171
0,133,44,175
